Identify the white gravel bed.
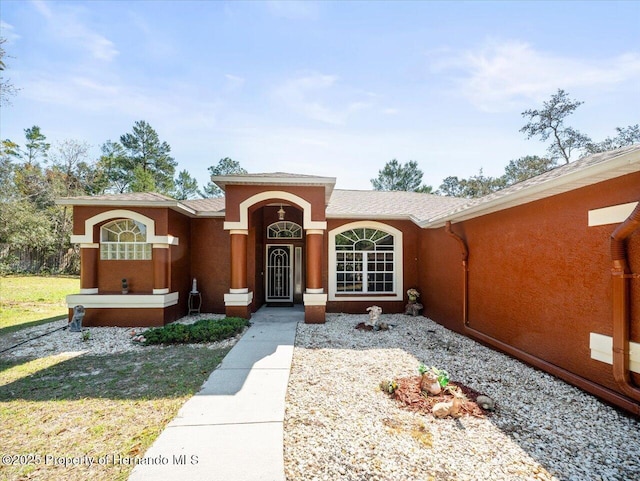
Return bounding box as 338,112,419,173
0,313,229,358
284,313,640,481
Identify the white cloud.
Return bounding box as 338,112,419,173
274,72,373,125
430,40,640,112
0,21,21,43
31,0,118,62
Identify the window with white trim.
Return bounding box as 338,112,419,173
335,228,395,293
267,221,303,239
100,219,152,260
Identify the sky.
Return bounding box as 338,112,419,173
1,0,639,192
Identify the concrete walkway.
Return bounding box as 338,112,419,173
128,306,301,481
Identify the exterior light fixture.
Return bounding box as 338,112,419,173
278,205,286,220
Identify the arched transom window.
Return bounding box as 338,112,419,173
267,221,303,239
335,227,395,293
100,219,152,260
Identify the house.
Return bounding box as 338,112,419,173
58,144,640,414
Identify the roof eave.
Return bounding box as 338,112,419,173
421,148,640,228
55,198,198,217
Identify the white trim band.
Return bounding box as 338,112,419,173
304,293,328,306
588,202,639,227
590,332,640,374
79,288,99,294
224,291,254,306
153,288,170,294
230,288,249,294
66,292,179,309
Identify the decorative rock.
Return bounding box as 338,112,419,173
476,395,496,411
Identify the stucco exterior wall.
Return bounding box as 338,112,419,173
190,217,229,314
420,171,640,406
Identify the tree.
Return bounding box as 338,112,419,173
7,126,52,209
118,120,177,195
584,124,640,154
371,159,432,192
437,169,504,198
502,155,556,186
173,170,199,200
520,89,591,163
200,157,247,198
96,140,132,193
0,37,19,106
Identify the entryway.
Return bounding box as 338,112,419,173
266,244,303,304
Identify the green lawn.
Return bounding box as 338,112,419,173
0,275,238,481
0,276,79,333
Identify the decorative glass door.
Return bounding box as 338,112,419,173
266,245,293,302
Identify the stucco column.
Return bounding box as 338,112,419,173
225,229,253,319
153,244,170,294
304,229,327,324
80,243,99,294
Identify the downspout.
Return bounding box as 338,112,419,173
444,220,640,415
610,202,640,402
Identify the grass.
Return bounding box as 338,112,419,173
0,276,80,334
0,276,237,480
0,345,230,481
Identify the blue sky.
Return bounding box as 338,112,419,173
2,0,639,191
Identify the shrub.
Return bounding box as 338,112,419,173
142,317,250,345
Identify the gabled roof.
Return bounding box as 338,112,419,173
423,144,640,227
212,172,336,204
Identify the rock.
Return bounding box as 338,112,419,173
476,395,496,411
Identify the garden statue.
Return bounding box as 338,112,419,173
69,305,85,332
366,305,382,328
405,288,423,316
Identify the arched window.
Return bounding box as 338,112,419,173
335,227,395,293
267,221,303,239
100,219,152,260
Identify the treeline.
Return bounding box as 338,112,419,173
0,121,241,274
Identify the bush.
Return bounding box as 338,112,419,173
142,317,250,345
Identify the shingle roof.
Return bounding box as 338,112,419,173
327,190,467,222
181,197,225,214
424,144,640,227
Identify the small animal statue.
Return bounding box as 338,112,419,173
366,305,382,328
432,394,464,419
69,305,86,332
431,389,466,418
420,370,442,395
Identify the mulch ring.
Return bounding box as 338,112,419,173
391,376,490,418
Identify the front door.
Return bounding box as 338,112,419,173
266,245,293,303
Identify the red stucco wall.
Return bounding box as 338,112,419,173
190,217,230,314
420,171,640,408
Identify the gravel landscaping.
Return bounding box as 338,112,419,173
285,313,640,481
3,311,639,481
